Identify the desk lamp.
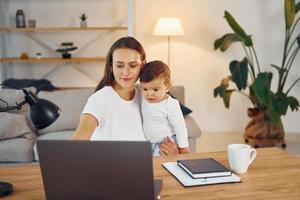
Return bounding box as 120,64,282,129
0,88,61,197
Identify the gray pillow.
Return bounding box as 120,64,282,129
0,112,33,140
37,88,94,135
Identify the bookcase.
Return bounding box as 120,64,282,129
0,0,134,88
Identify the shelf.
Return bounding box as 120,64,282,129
0,27,128,32
55,86,95,90
0,57,106,63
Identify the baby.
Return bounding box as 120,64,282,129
140,60,190,156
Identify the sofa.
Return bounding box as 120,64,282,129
0,86,201,163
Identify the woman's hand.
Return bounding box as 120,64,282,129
159,136,180,155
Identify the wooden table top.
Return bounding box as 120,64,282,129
1,147,300,200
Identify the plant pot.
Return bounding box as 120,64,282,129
62,53,71,59
80,21,87,28
244,108,286,148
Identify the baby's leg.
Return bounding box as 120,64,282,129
152,143,160,156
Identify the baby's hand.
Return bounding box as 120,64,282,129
179,147,190,154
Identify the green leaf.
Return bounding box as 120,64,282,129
287,96,300,111
251,72,273,107
214,33,243,52
213,76,231,97
295,1,300,14
214,86,223,97
285,0,296,29
222,90,235,108
229,58,248,90
271,92,289,115
224,11,253,46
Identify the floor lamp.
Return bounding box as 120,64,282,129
153,17,184,66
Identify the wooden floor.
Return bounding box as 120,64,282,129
196,132,300,157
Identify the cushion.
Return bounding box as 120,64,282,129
33,130,73,161
0,87,37,113
185,115,201,138
0,113,33,140
37,88,94,135
169,86,185,104
0,133,36,162
179,103,193,116
169,93,193,116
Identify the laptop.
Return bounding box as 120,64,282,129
37,140,162,200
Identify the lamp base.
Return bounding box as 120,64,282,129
0,182,13,197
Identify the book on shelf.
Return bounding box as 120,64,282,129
177,158,232,179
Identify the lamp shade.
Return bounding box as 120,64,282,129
29,99,60,129
23,89,60,130
153,17,184,36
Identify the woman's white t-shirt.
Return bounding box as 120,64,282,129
82,86,146,141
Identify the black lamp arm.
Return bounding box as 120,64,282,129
0,99,27,112
0,88,38,112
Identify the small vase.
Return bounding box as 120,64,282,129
80,21,87,28
244,108,286,148
62,53,71,59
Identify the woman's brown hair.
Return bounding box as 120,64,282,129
94,36,146,92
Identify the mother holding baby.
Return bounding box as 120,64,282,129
72,36,183,155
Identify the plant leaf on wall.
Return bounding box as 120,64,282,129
285,0,296,29
224,11,253,46
229,58,248,90
214,33,243,52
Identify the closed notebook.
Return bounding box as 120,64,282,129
177,158,232,179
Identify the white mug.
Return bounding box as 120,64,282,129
227,144,257,174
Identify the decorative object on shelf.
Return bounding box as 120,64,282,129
36,52,42,60
56,42,78,59
153,17,184,66
15,9,26,28
28,19,36,28
20,53,29,59
0,88,60,197
79,13,88,28
213,0,300,148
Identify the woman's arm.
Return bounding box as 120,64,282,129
72,113,98,140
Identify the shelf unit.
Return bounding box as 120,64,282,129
0,0,135,87
0,57,106,63
0,27,128,33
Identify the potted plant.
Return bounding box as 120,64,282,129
56,42,78,59
79,13,88,28
213,0,300,147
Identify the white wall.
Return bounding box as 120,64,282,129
2,0,300,133
135,0,300,133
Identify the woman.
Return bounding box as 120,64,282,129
72,36,179,155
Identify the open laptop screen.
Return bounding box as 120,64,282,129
37,140,161,200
